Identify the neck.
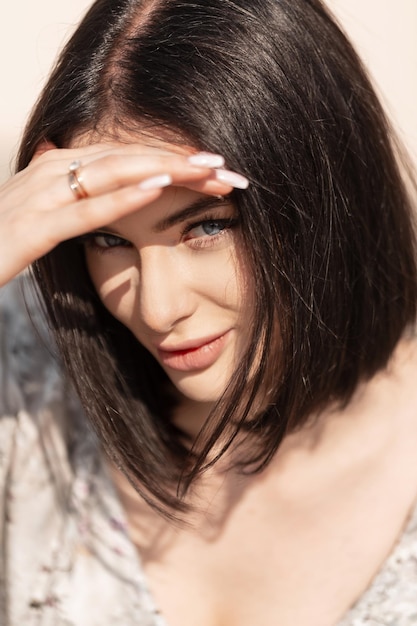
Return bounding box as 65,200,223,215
172,396,215,440
112,337,417,534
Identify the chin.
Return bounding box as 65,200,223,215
169,370,230,405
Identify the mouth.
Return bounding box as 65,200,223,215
156,331,230,372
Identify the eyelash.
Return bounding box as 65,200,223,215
181,214,238,249
81,233,130,254
81,213,238,254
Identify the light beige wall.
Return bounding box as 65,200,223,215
327,0,417,159
0,1,88,181
1,1,416,182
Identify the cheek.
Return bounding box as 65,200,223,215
210,246,249,307
231,255,253,320
86,252,138,326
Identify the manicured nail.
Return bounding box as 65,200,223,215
188,152,225,168
138,174,172,190
214,169,250,189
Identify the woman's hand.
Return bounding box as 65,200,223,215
0,142,249,287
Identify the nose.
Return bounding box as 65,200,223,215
136,246,197,334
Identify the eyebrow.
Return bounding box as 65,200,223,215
91,195,232,240
153,195,231,233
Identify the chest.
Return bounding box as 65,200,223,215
137,484,415,626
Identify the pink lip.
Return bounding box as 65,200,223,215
156,332,230,372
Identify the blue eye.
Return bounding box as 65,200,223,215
81,232,131,250
200,221,225,236
94,234,128,248
182,216,238,249
187,219,230,239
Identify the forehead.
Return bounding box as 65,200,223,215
109,186,233,240
69,125,193,155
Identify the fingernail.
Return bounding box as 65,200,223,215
138,174,172,190
214,169,250,190
188,152,225,168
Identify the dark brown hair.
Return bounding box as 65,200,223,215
17,0,417,514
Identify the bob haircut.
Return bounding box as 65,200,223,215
17,0,417,514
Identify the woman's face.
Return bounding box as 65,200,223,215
84,149,250,406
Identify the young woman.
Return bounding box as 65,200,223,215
1,0,417,624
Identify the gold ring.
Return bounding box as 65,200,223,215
68,160,88,200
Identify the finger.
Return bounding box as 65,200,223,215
58,152,229,198
25,150,224,205
28,144,249,203
0,162,249,285
12,185,164,269
42,163,249,245
181,169,250,195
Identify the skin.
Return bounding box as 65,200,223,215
110,337,417,626
84,183,249,428
3,135,417,626
0,139,242,288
